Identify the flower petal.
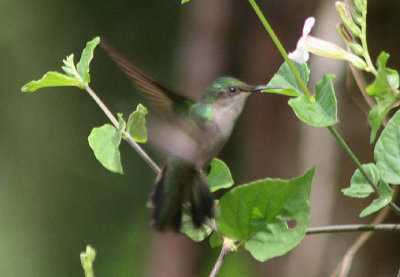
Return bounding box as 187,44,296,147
303,17,315,36
288,37,309,64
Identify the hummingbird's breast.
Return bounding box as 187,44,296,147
193,94,249,167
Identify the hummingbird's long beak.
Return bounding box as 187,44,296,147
251,85,282,93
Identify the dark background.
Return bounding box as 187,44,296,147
1,0,399,276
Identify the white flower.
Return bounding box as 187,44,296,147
288,17,366,70
288,17,315,63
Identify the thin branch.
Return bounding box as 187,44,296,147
83,83,161,175
306,223,400,235
124,134,161,174
209,244,231,277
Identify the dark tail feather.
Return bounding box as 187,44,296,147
151,167,184,232
190,171,214,228
150,159,214,232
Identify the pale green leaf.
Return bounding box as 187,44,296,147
21,71,82,92
88,124,123,174
77,37,100,83
127,104,148,143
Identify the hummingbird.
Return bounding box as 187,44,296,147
101,42,270,231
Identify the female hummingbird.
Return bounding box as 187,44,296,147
101,42,269,231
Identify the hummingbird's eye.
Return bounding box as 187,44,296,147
228,87,237,94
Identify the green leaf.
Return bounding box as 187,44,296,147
62,54,78,78
77,37,100,83
217,167,315,262
366,52,400,142
368,104,392,143
209,232,223,248
288,74,337,127
359,181,393,217
127,104,148,143
366,52,399,96
21,37,101,93
180,213,212,242
342,163,378,198
266,61,310,96
88,123,124,174
206,158,234,192
21,71,82,92
181,0,191,3
374,110,400,184
117,113,126,132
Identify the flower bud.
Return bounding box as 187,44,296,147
346,53,367,70
336,23,354,43
350,6,363,26
349,42,364,56
335,1,361,37
353,0,366,12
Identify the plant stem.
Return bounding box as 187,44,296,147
209,244,231,277
247,0,311,97
327,125,400,216
83,83,161,175
327,126,379,195
307,223,400,235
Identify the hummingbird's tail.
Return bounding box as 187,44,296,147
150,157,214,232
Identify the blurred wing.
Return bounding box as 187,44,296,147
101,41,194,119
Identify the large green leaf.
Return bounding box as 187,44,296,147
374,110,400,184
288,74,337,127
206,158,233,192
217,167,315,262
342,163,378,198
127,104,148,143
265,61,310,96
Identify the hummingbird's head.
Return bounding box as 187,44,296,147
202,77,265,104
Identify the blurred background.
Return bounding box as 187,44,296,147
1,0,399,276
